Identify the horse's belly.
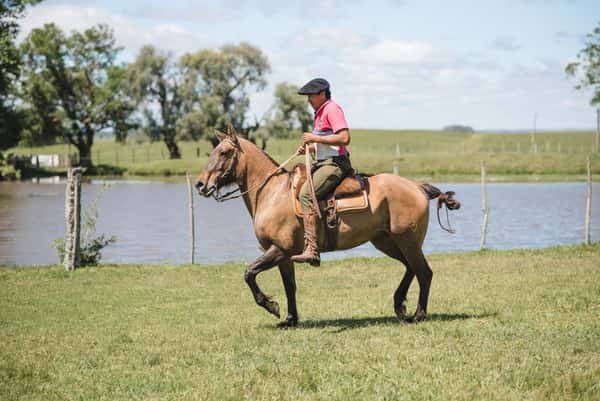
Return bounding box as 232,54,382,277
332,212,383,250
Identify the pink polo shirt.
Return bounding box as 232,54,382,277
312,99,349,160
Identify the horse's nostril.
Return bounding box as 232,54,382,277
195,180,204,189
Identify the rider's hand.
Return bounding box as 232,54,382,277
302,132,318,145
296,145,306,155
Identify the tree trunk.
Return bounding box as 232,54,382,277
164,136,181,159
77,144,93,168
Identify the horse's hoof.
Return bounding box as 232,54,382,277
276,317,298,329
410,308,426,323
395,304,407,321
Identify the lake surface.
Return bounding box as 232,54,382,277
0,180,598,266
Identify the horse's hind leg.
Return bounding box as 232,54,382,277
392,233,433,323
277,260,298,328
244,245,286,319
370,234,414,321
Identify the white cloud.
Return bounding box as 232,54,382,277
489,35,522,52
18,4,212,59
364,39,434,65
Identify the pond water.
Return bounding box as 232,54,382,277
0,180,598,266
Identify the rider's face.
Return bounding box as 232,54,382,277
307,91,326,111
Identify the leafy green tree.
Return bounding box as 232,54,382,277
252,82,312,149
566,21,600,105
269,82,312,136
19,23,134,167
180,42,270,147
125,45,187,159
127,42,270,155
0,0,42,150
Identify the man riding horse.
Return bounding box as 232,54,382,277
292,78,353,267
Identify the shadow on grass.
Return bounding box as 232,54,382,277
296,312,497,332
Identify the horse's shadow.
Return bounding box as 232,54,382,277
293,312,497,332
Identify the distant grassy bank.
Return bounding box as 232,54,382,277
1,244,599,401
9,129,600,182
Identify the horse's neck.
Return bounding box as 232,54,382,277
237,140,288,218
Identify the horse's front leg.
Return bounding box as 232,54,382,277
244,245,286,318
277,259,298,328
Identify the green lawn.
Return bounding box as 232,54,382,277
9,129,600,181
1,245,599,400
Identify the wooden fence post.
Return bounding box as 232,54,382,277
186,173,195,264
393,160,399,175
596,107,600,153
64,167,83,270
480,160,489,250
585,157,592,245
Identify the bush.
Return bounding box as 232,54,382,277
53,184,116,266
0,152,21,181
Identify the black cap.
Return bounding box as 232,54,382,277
298,78,330,95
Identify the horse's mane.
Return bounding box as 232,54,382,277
237,136,293,186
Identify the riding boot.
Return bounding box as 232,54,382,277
291,211,321,266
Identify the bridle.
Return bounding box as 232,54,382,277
210,139,300,203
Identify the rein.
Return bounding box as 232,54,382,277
212,149,300,202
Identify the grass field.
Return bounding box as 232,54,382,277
1,245,599,400
10,129,600,181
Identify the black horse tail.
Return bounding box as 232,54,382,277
420,183,461,233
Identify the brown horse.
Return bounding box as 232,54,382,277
195,130,460,327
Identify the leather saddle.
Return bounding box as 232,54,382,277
290,163,370,218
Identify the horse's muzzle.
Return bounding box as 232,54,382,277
195,179,216,197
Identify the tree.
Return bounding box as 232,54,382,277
125,45,187,159
20,23,134,167
252,83,312,149
269,82,312,136
566,21,600,105
126,42,271,155
180,42,270,147
0,0,42,150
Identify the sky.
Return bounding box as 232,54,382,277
17,0,600,130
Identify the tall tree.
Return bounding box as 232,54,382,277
180,42,270,147
125,45,187,159
0,0,42,150
252,83,312,150
20,23,134,167
566,21,600,105
270,82,312,135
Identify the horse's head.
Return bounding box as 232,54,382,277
195,128,242,197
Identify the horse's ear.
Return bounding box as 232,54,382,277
225,123,239,146
226,123,237,137
214,129,227,142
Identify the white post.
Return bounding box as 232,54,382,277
585,157,592,245
64,167,82,270
186,173,195,264
393,160,399,175
480,160,489,250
